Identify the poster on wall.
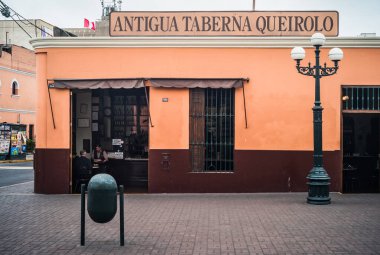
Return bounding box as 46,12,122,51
0,124,11,159
0,140,10,154
10,126,27,157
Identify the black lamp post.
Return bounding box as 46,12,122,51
291,33,343,205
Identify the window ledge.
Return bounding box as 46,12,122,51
11,95,20,98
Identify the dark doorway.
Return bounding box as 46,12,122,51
71,88,149,193
343,113,380,193
28,124,34,140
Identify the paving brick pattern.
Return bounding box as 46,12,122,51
0,182,379,255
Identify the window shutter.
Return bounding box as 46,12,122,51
190,88,205,172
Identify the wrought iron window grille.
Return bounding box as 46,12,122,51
342,86,380,111
190,88,234,172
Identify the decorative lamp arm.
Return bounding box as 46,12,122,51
296,60,315,77
320,61,339,77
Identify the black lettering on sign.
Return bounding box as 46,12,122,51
256,16,266,34
323,16,334,31
110,12,338,36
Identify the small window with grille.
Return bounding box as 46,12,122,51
190,88,234,172
342,86,380,111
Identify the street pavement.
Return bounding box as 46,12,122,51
0,162,33,187
0,182,379,255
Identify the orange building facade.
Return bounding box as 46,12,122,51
0,45,36,159
30,36,380,194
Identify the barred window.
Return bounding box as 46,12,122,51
342,86,380,111
190,88,234,172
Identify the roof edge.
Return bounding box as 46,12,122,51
30,36,380,49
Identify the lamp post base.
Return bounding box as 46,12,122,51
306,167,331,205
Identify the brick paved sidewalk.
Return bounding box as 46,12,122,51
0,182,379,255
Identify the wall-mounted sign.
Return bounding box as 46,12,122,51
112,139,123,146
110,11,338,37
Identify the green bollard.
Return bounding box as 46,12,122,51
87,174,117,223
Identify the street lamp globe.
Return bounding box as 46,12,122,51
291,47,306,60
328,47,344,61
311,33,326,46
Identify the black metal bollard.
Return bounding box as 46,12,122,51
119,185,124,246
80,184,86,246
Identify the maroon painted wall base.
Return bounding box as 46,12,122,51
33,148,341,194
34,148,70,194
149,149,341,193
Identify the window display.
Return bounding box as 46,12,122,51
91,88,149,159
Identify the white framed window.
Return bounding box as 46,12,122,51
11,79,19,96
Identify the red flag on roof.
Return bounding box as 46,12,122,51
84,18,96,31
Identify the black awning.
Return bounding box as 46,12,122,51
150,79,244,88
51,79,144,89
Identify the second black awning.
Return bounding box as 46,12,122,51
149,78,244,88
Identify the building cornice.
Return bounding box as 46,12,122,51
0,108,35,114
0,66,35,77
30,36,380,49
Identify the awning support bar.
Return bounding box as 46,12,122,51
143,80,154,128
242,81,248,129
47,82,56,129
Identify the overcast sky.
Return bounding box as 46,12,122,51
2,0,380,36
